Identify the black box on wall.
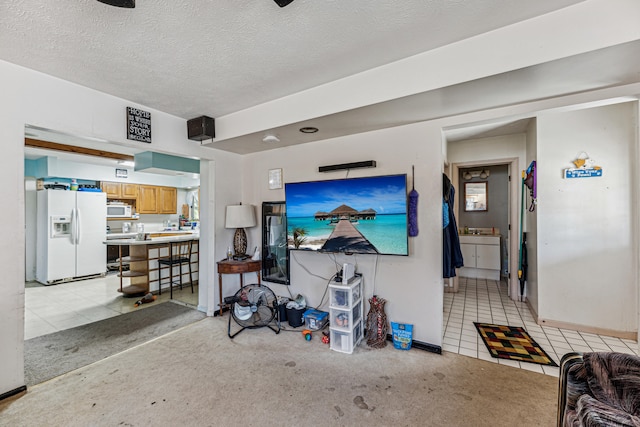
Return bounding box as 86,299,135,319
187,116,215,141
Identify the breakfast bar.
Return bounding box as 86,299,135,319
105,233,199,297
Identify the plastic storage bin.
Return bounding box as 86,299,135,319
330,280,361,307
329,277,363,354
286,307,305,328
329,300,361,330
330,321,363,354
302,309,328,330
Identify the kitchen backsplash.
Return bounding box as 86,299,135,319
108,215,198,233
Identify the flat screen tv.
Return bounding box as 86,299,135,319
285,174,408,256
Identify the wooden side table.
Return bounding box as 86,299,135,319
217,259,261,315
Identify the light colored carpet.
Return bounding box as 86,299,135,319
2,316,558,426
24,301,206,386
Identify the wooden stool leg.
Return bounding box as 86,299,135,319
189,258,194,293
169,243,174,299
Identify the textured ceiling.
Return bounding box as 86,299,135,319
1,0,586,122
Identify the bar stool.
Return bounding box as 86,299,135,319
158,240,194,298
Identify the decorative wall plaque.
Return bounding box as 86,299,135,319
127,107,152,143
564,152,602,179
268,168,283,189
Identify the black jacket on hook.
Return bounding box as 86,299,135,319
443,174,464,278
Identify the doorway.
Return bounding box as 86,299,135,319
24,128,202,339
450,157,520,300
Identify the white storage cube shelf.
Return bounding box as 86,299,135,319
330,301,361,331
329,277,363,354
330,280,360,308
330,322,363,354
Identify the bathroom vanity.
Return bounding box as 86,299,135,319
458,234,501,280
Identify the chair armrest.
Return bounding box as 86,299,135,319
557,352,584,427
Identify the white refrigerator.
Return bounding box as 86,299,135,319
36,189,107,285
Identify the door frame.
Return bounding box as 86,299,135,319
451,157,520,300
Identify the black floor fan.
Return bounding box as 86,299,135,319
225,284,280,338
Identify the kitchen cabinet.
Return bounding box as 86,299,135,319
158,187,177,214
102,182,122,198
137,185,158,214
121,183,139,199
138,185,176,214
104,182,176,215
458,235,501,280
101,182,139,199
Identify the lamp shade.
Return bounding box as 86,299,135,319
225,205,256,229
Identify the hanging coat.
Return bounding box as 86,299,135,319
443,174,464,278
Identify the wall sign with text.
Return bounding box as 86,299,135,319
563,152,602,179
127,107,152,143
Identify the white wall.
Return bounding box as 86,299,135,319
0,60,242,396
525,119,539,315
536,102,638,334
244,122,444,346
447,134,527,167
24,178,38,282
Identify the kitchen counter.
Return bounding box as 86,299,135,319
105,233,199,296
105,231,198,245
458,234,501,245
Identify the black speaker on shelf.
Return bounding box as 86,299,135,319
187,116,215,141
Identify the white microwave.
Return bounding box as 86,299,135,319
107,204,132,218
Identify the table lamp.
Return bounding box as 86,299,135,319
225,204,257,260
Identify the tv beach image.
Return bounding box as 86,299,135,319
285,175,409,256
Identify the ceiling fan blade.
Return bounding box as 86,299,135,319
274,0,294,7
97,0,135,8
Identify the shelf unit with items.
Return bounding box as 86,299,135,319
329,276,363,354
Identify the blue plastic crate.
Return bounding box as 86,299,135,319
302,309,328,330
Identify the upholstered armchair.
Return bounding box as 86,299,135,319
557,351,640,426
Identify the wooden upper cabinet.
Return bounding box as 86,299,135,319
121,183,139,199
104,182,175,214
102,182,139,199
101,182,121,198
158,187,177,214
137,185,158,214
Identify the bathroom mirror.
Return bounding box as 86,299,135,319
464,182,488,212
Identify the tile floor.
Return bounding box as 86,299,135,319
25,272,199,340
443,276,639,377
